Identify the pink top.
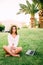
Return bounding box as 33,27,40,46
8,33,19,48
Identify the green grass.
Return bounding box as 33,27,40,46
0,28,43,65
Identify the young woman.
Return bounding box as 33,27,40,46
3,25,22,57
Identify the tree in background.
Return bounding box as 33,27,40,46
32,0,43,28
17,0,38,28
0,24,5,32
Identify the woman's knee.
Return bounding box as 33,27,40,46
20,47,22,51
17,47,22,51
3,45,7,49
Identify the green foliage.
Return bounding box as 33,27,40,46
32,0,43,9
17,0,38,16
0,24,5,31
22,25,28,28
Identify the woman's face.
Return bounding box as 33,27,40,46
12,27,16,34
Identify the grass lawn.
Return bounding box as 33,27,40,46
0,28,43,65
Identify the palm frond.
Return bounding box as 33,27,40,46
19,4,27,9
32,0,43,9
17,0,38,15
26,0,31,7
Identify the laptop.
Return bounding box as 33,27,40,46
26,49,36,56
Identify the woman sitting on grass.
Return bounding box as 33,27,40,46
3,25,22,57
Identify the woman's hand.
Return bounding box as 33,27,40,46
11,43,16,50
10,44,16,54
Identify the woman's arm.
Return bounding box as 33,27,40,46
8,34,13,47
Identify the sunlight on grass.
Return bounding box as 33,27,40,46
0,28,43,65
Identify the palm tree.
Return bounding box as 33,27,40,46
17,0,38,28
32,0,43,28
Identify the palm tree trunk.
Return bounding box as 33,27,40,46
30,15,35,28
39,9,43,28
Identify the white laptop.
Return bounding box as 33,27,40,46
26,50,36,56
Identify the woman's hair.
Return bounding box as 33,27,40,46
10,25,17,35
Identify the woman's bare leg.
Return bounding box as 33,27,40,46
12,47,22,54
15,47,22,54
3,45,19,57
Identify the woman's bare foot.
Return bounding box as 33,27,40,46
13,54,20,57
5,54,10,57
5,54,20,57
